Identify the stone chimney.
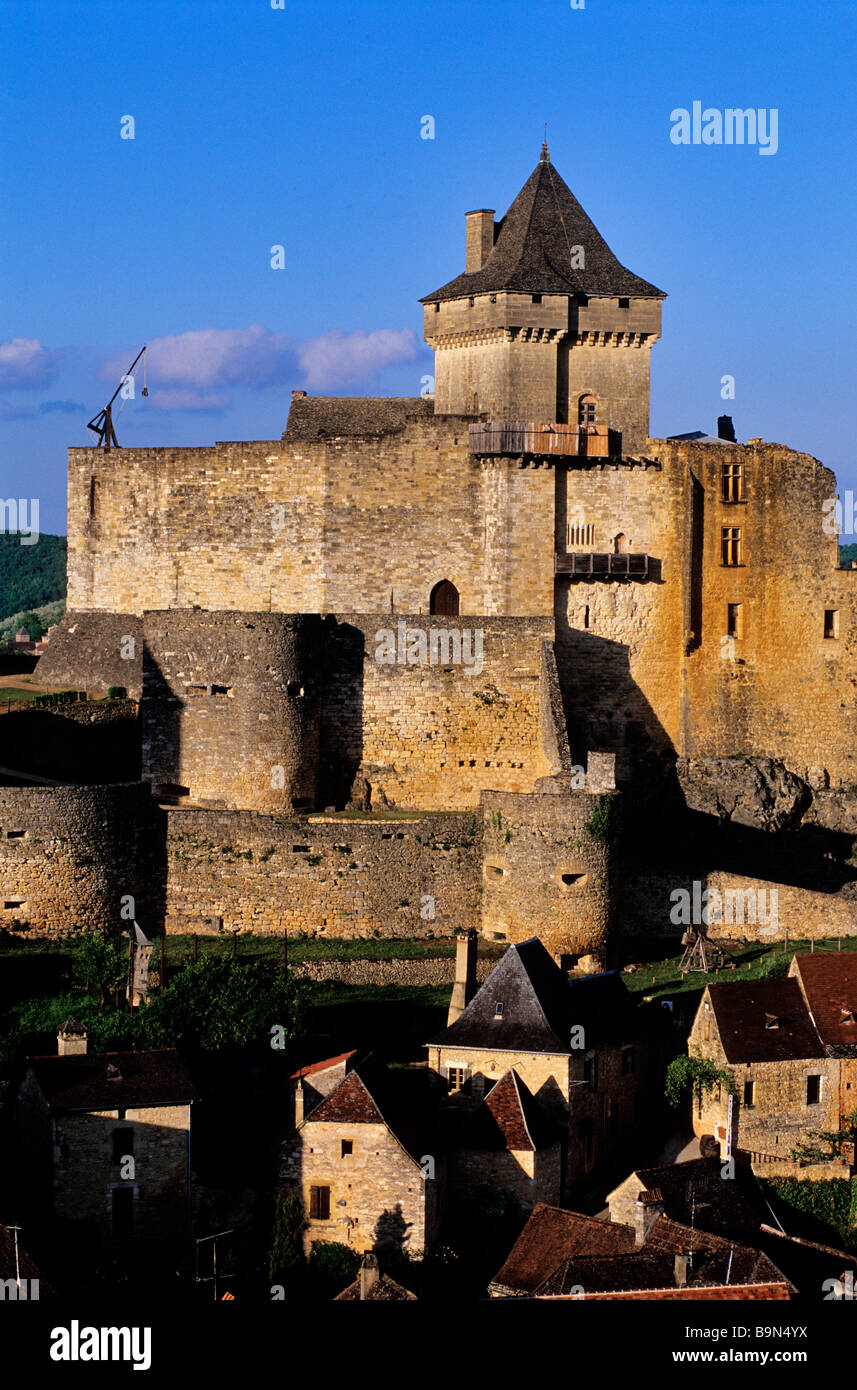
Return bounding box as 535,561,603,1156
674,1252,691,1288
465,210,495,272
447,929,478,1025
717,414,736,442
57,1020,87,1056
294,1077,306,1127
358,1252,380,1300
634,1190,664,1248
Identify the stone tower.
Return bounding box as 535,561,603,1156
421,144,665,455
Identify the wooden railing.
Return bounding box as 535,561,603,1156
469,422,610,457
555,552,651,578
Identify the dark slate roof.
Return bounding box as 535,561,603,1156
490,1204,635,1294
421,151,665,303
631,1157,765,1240
459,1070,560,1153
707,979,825,1063
427,938,638,1053
284,395,433,442
792,954,857,1054
27,1049,199,1112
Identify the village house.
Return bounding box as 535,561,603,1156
426,937,649,1193
278,1058,443,1258
687,953,857,1166
15,1023,198,1242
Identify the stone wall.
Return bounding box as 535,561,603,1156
292,957,495,986
449,1142,562,1212
0,784,156,934
36,611,143,697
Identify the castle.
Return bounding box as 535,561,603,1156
7,144,857,957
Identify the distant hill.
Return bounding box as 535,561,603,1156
0,532,66,621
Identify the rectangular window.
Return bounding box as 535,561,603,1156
806,1074,821,1105
618,297,630,309
621,1046,635,1076
584,1054,598,1092
309,1186,330,1220
447,1066,469,1093
721,463,744,502
824,609,839,640
721,526,742,566
532,294,542,304
743,1080,755,1108
727,603,743,639
341,1139,353,1157
112,1129,133,1164
111,1187,134,1239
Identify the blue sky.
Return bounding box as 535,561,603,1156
1,0,855,535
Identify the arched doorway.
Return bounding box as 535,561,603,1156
613,533,629,554
430,580,460,616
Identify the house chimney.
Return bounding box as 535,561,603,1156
294,1077,306,1127
358,1252,380,1300
57,1020,87,1056
634,1190,663,1248
465,210,495,272
674,1252,691,1288
447,929,478,1024
717,414,736,442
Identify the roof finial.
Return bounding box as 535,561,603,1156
541,124,550,164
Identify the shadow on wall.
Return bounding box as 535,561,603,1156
318,621,365,811
0,707,140,785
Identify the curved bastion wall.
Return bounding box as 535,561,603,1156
0,783,156,935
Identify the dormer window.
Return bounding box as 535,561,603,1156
765,1013,779,1030
495,1002,504,1016
841,1007,856,1023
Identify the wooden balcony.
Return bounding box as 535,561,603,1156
556,552,655,579
469,422,611,458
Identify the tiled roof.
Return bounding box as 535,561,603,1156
28,1049,199,1111
301,1060,442,1162
541,1283,791,1301
461,1070,560,1153
490,1204,635,1294
427,938,638,1054
304,1069,384,1125
289,1050,356,1081
707,979,825,1063
631,1157,765,1239
334,1273,416,1300
421,151,665,303
791,954,857,1053
284,395,433,442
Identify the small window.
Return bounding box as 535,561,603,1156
112,1128,133,1164
468,296,475,307
806,1074,821,1106
6,829,25,839
447,1066,469,1093
618,297,629,309
309,1185,330,1220
727,603,743,639
743,1080,755,1108
578,395,597,428
584,1055,597,1092
577,294,589,307
703,1018,711,1041
341,1139,353,1157
722,463,744,502
824,609,839,640
433,302,440,312
489,294,497,304
621,1046,635,1076
721,526,742,566
185,685,207,698
532,294,542,304
494,1002,504,1016
89,477,97,518
584,604,590,630
286,682,304,697
210,684,232,697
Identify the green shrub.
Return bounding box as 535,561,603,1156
107,686,127,700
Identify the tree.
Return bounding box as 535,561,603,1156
140,955,305,1052
269,1191,307,1287
790,1109,857,1166
72,930,128,1015
664,1050,736,1109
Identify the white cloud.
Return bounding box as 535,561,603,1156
297,328,418,390
0,338,62,389
103,325,293,392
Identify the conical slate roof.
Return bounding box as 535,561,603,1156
421,148,665,303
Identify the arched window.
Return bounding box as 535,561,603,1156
430,580,460,616
578,394,597,428
613,533,629,554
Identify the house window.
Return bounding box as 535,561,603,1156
468,296,475,307
532,293,542,304
721,526,742,566
111,1187,134,1239
112,1129,133,1164
824,609,839,640
727,603,743,639
703,1019,711,1042
621,1046,635,1075
447,1066,469,1093
806,1075,821,1106
618,297,629,309
494,1002,504,1016
341,1139,353,1157
433,302,440,312
722,463,744,502
743,1080,755,1108
430,579,460,616
309,1186,331,1220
